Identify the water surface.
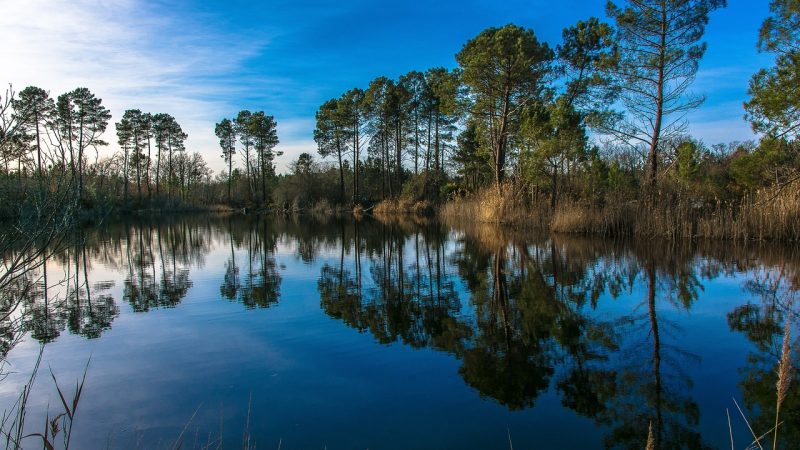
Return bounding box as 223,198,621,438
1,215,798,449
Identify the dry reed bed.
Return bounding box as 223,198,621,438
441,185,551,229
441,180,800,242
372,199,435,217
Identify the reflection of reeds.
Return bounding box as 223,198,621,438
439,216,528,255
646,421,655,450
309,199,333,216
370,211,436,231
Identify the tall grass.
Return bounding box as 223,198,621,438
373,199,435,217
440,183,551,227
444,179,800,241
773,318,793,450
0,350,89,450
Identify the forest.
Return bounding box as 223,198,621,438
0,0,799,241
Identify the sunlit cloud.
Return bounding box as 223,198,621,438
1,0,770,174
0,0,311,173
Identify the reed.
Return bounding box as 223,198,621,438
0,351,89,450
645,421,655,450
440,183,551,228
773,317,793,450
372,199,435,217
445,179,800,241
550,202,635,236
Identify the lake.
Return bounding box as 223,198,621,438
0,214,797,449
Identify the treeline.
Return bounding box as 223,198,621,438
1,0,799,238
281,0,798,240
0,85,236,214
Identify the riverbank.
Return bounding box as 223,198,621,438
424,180,800,242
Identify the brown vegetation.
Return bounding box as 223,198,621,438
441,179,800,241
372,199,435,217
440,184,551,227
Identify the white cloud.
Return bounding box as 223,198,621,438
0,0,284,173
1,0,762,174
686,99,758,145
274,139,318,173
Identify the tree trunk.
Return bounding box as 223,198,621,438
353,114,360,205
34,110,42,177
434,114,440,173
551,166,558,211
77,116,84,202
167,134,173,200
396,121,402,196
336,135,344,203
146,135,152,200
245,145,253,202
123,145,129,203
414,112,419,175
426,113,432,172
155,142,161,196
494,86,512,190
648,2,668,189
261,150,266,207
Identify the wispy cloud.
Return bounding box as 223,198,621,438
0,0,302,172
686,99,758,145
1,0,766,173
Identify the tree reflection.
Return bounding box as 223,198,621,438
3,212,800,449
599,256,708,450
14,259,62,345
6,215,285,347
727,267,799,449
221,216,281,309
457,245,553,410
5,217,214,347
16,231,119,342
239,216,281,308
319,218,470,354
124,221,193,311
316,218,724,447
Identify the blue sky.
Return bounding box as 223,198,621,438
0,0,773,173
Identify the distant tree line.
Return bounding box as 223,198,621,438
0,84,287,214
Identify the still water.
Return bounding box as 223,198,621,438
0,214,797,449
